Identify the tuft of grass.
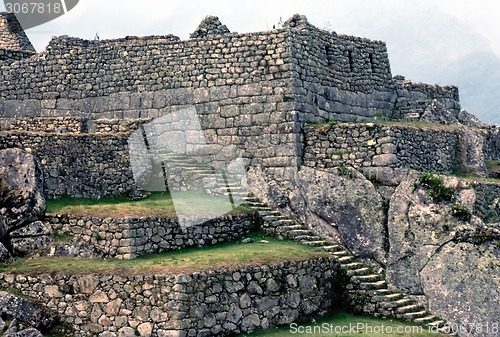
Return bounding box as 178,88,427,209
236,310,449,337
337,164,353,178
415,172,455,202
0,232,328,276
451,204,472,221
46,191,253,218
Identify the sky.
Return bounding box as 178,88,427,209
2,0,499,122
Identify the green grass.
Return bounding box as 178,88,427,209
237,310,448,337
0,232,329,276
46,191,252,218
486,160,500,176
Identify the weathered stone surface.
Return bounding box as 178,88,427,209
420,99,459,125
0,148,45,232
0,241,13,263
295,167,387,264
10,235,52,256
0,291,56,331
387,174,500,337
4,328,44,337
10,221,50,237
421,241,500,337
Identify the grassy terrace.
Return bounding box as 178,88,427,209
237,310,448,337
0,232,329,276
46,191,253,218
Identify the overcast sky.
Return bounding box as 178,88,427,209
2,0,499,121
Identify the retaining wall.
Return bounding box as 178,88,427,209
0,257,343,337
303,123,461,174
47,212,260,259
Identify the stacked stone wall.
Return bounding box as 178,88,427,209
303,123,460,173
473,182,500,223
0,131,134,198
0,257,342,337
47,212,260,259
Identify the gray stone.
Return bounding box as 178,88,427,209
0,291,56,331
0,241,13,263
11,235,52,256
0,148,45,232
241,314,260,332
4,328,44,337
295,167,387,264
421,241,500,337
420,100,459,125
10,221,50,237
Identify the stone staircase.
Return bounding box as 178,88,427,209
157,151,248,200
243,194,455,335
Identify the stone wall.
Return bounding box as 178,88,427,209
283,15,460,124
393,79,460,120
473,182,500,223
303,123,461,174
0,257,343,337
0,131,134,198
47,212,260,259
0,12,36,64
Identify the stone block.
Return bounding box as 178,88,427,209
372,153,398,166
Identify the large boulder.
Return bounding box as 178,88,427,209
0,149,48,257
387,174,500,337
421,241,500,337
0,148,45,232
0,291,56,332
0,241,13,263
293,167,387,264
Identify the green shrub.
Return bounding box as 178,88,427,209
337,165,353,178
451,204,471,221
415,172,455,202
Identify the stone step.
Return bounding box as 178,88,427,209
359,280,387,290
275,225,304,232
331,250,349,257
351,274,382,283
286,230,313,238
262,215,288,221
427,320,446,329
345,268,371,277
301,240,328,247
321,245,345,252
372,292,404,303
341,262,363,270
294,235,322,242
402,310,427,320
338,255,355,264
379,298,413,309
414,315,438,324
396,304,425,314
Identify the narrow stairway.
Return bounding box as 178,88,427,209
243,194,456,336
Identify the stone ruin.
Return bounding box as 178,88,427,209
0,13,499,337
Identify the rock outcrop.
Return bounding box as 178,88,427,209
0,291,56,334
293,167,387,265
387,174,500,337
0,148,49,257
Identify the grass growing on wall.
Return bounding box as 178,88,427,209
46,191,252,218
237,310,448,337
0,232,329,276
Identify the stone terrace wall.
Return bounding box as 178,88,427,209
0,257,342,337
47,212,260,259
0,131,134,198
474,182,500,223
303,123,461,174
